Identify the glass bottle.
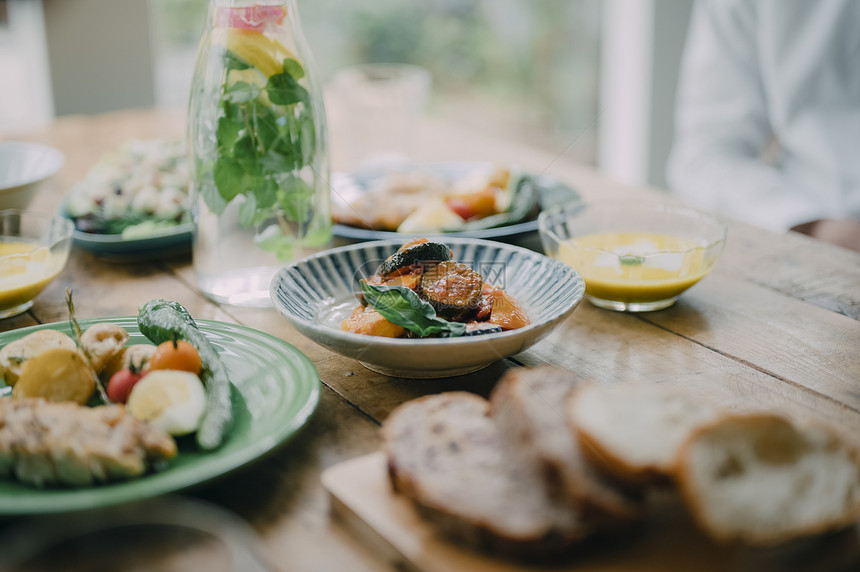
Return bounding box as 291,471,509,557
188,0,330,307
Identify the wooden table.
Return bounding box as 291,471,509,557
1,108,859,571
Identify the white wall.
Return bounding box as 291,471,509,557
43,0,155,116
0,0,54,133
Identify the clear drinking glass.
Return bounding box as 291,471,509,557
188,0,331,307
539,200,727,312
329,63,431,169
0,210,73,319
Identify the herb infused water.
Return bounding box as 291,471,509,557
188,1,330,306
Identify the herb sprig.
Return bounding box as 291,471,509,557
65,289,111,404
207,50,321,261
360,282,466,338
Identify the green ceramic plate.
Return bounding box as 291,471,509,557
0,317,320,515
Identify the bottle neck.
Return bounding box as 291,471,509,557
212,0,295,7
209,0,299,31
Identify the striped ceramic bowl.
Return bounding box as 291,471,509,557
270,238,585,378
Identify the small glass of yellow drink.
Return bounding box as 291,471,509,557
539,200,727,312
0,210,73,319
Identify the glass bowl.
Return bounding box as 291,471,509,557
0,210,73,319
538,200,727,312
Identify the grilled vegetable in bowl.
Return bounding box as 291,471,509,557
271,238,587,377
342,238,530,339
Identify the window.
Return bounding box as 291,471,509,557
150,0,601,164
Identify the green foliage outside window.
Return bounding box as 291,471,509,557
151,0,600,162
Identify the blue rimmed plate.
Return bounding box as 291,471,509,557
270,238,585,378
0,317,320,515
58,199,193,262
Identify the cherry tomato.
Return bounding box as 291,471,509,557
446,188,497,221
148,340,202,375
107,369,146,404
446,198,475,221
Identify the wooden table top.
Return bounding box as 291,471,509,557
1,108,859,571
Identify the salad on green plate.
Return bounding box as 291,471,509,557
0,315,320,514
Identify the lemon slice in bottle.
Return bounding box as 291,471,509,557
221,28,297,78
127,370,207,436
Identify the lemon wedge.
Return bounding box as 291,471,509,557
397,197,465,233
222,28,296,78
127,370,206,436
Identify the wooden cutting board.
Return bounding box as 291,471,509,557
322,453,860,572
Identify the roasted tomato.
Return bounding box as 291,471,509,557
489,289,530,330
148,340,202,375
341,306,405,337
446,187,498,221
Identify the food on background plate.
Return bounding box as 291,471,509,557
342,238,530,338
383,367,860,559
64,139,191,239
0,298,235,488
332,166,541,233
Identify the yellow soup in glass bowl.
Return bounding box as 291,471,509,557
539,202,726,312
0,211,73,319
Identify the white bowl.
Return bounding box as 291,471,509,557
270,238,585,378
0,142,65,210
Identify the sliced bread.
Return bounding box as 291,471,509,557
675,414,860,546
383,391,591,558
568,383,722,485
489,367,643,523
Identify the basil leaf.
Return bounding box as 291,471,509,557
360,282,466,338
254,225,295,262
223,81,261,104
260,149,300,173
216,115,242,152
283,58,305,79
224,50,251,71
276,175,314,223
213,156,245,203
238,193,257,227
266,70,309,106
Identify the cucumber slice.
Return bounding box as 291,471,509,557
379,241,452,276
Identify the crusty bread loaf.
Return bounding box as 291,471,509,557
568,383,722,485
383,392,591,558
489,367,642,523
675,414,860,546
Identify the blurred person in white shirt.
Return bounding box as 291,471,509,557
667,0,860,252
